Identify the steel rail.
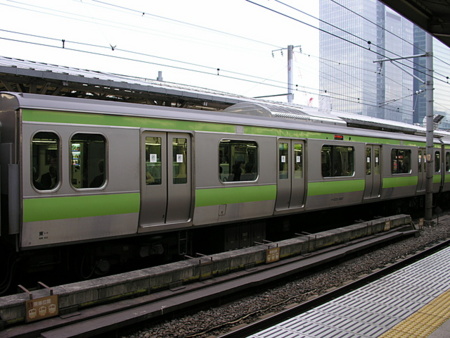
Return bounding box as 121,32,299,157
219,239,450,338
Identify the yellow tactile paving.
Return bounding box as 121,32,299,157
379,289,450,338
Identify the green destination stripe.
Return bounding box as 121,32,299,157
195,185,276,207
23,110,434,148
308,179,365,196
22,109,236,133
244,126,325,139
23,193,140,222
382,176,419,189
244,126,427,147
434,174,443,184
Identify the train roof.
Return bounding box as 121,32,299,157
224,101,346,126
1,91,441,144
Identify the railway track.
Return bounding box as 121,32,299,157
220,239,450,338
1,217,426,338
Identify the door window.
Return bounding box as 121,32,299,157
366,147,372,175
294,143,303,179
435,151,441,173
279,142,289,179
374,148,380,174
172,138,188,184
145,137,162,185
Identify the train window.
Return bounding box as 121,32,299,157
145,137,161,185
374,148,380,175
446,152,450,172
366,147,371,175
435,151,441,173
418,150,424,173
219,140,258,182
294,143,303,178
32,132,60,190
279,143,289,179
321,145,354,177
173,138,187,184
70,134,106,189
391,149,411,174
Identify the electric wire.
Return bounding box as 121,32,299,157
0,34,421,117
90,0,282,50
330,0,450,69
3,0,445,88
262,0,449,86
89,0,449,91
0,0,447,118
0,28,290,90
246,0,447,117
300,49,415,95
0,0,257,53
1,27,408,116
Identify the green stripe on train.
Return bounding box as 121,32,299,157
195,185,277,207
23,109,432,147
382,176,419,188
244,126,427,146
23,193,140,222
307,179,365,196
22,109,236,133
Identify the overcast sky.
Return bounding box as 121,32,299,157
0,0,320,105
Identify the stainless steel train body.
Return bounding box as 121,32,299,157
1,92,449,253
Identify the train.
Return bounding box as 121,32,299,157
1,92,449,288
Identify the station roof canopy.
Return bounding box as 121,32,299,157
0,56,243,110
381,0,450,49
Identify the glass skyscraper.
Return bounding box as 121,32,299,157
414,28,450,129
319,0,449,129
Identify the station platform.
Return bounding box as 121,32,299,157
250,245,450,337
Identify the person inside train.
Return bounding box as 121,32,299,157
146,170,155,184
232,161,244,181
40,165,58,189
90,160,105,188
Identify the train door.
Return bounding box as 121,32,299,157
417,147,426,193
363,145,381,200
139,131,192,229
275,139,305,212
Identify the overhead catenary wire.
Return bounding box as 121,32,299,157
3,0,446,88
1,31,412,117
329,0,450,70
0,28,291,89
88,0,450,86
0,0,447,118
251,0,449,86
301,50,416,95
90,0,282,50
0,35,419,118
0,36,291,90
250,0,447,117
0,35,422,117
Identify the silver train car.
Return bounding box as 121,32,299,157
1,92,449,279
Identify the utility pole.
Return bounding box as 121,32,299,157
425,33,434,223
374,34,434,223
271,45,301,103
287,45,294,103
